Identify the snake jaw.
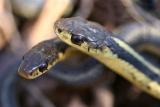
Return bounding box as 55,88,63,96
18,55,61,79
18,63,49,79
18,69,35,79
18,63,42,79
18,70,30,79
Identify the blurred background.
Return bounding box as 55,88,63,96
0,0,160,107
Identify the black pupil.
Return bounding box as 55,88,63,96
71,35,85,45
39,63,48,72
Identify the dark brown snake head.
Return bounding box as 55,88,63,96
18,39,68,79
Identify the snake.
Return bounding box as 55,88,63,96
18,17,160,99
18,38,112,85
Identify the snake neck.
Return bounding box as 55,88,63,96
90,36,160,83
90,36,160,99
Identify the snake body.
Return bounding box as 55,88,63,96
18,17,160,99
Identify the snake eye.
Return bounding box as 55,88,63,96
39,62,48,72
71,34,86,45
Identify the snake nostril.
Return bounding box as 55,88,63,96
57,28,62,33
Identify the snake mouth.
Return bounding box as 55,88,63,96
18,70,34,79
18,63,43,79
18,69,46,79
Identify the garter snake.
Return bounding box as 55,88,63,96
54,17,160,99
18,38,110,85
18,17,160,99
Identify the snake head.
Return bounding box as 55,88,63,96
18,39,67,79
18,50,49,79
54,17,111,50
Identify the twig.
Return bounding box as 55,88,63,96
26,0,72,48
0,0,26,55
121,0,160,25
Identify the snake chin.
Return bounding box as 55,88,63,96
18,70,35,79
30,70,44,78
